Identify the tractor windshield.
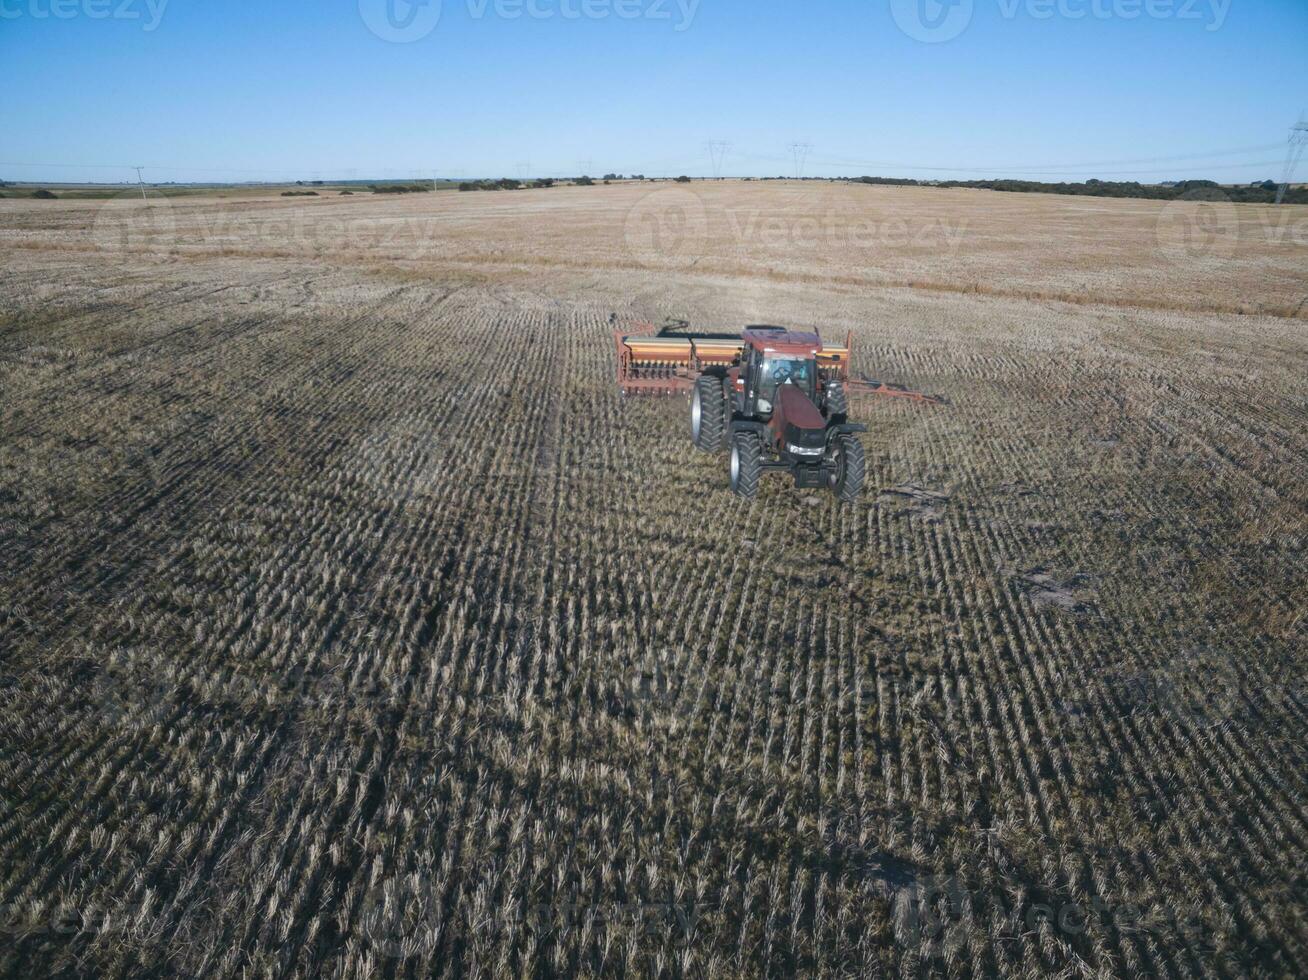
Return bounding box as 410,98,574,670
761,357,815,397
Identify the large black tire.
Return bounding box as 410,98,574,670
691,374,727,452
828,433,865,503
729,432,762,499
824,381,848,420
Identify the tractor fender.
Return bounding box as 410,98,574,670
825,422,867,445
729,419,769,440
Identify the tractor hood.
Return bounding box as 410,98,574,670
773,383,828,453
776,383,825,429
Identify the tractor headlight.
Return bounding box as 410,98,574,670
787,443,823,456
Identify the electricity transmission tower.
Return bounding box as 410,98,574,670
577,159,594,177
705,140,731,178
1276,113,1308,205
515,161,531,181
133,166,147,201
788,143,812,179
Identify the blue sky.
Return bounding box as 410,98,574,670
2,0,1305,183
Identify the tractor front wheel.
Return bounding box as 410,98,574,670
691,374,726,452
729,432,762,499
827,433,865,503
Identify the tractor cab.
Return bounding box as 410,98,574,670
735,326,822,418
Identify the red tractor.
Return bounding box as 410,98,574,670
614,319,942,501
691,326,866,500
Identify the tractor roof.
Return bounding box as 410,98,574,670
741,325,823,356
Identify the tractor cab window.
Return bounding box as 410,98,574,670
764,358,814,391
756,356,815,414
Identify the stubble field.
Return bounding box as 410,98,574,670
1,181,1305,977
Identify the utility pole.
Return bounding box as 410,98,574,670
1276,113,1308,205
134,166,147,201
788,143,812,179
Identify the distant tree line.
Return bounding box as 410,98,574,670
458,178,560,191
853,175,1306,204
370,182,435,194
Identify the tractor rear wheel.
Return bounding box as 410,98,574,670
691,374,726,452
828,433,865,503
729,432,762,499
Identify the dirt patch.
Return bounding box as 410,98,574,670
879,483,950,521
1001,564,1093,613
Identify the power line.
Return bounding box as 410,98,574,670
730,142,1285,175
0,140,1292,183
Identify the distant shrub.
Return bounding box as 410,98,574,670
531,178,555,188
575,176,594,186
33,189,57,199
340,190,354,196
496,178,521,190
370,183,434,194
675,175,691,183
858,176,918,187
281,191,319,197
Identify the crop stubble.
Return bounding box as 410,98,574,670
0,184,1305,977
